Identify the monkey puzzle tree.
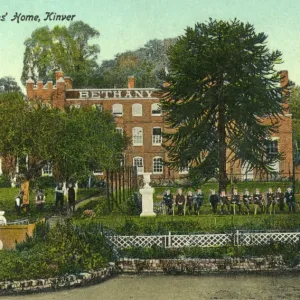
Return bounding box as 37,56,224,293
160,19,292,191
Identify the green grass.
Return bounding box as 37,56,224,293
74,213,300,234
0,187,102,222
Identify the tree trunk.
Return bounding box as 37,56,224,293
218,92,228,194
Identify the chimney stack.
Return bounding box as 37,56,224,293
280,70,288,88
128,76,135,89
64,77,73,89
56,70,64,82
280,70,289,114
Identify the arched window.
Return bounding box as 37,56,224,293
119,154,125,167
153,156,163,174
151,103,162,116
152,127,162,145
132,127,143,146
112,104,123,116
42,162,52,176
132,103,143,116
133,157,144,174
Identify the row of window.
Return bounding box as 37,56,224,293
113,103,161,116
132,157,189,175
70,103,162,117
116,127,162,146
133,157,163,174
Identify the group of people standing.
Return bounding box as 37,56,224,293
162,187,296,215
14,183,76,215
54,183,76,213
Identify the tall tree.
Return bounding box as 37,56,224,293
21,21,100,88
52,106,127,182
0,77,22,93
160,19,291,191
0,93,127,191
92,38,177,88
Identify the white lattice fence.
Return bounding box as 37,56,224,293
240,232,300,246
106,231,300,249
106,233,232,249
170,234,232,248
107,235,163,248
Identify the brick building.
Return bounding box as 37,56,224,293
18,70,295,181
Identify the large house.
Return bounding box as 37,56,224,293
3,70,291,181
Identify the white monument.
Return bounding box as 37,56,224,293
140,173,156,217
0,211,7,225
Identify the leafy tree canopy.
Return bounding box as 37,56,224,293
0,77,22,93
0,93,127,184
92,38,177,88
21,21,100,88
160,18,292,190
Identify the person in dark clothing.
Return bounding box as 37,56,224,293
186,191,194,215
163,189,173,215
231,188,241,214
194,189,204,215
15,190,24,215
285,187,295,213
175,188,185,216
55,183,65,212
253,188,264,215
243,189,251,214
35,189,45,211
209,189,219,214
266,188,275,214
67,183,76,213
219,190,230,214
275,187,285,213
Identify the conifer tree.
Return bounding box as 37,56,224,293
160,19,292,191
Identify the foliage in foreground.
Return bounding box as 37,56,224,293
0,221,112,281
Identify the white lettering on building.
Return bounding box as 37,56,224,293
70,89,157,100
125,91,132,98
113,90,122,98
134,90,144,98
79,91,89,98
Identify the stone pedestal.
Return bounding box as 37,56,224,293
0,211,7,225
140,173,156,217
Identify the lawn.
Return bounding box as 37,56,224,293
0,187,102,222
75,213,300,235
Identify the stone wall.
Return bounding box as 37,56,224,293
0,265,115,296
0,257,299,295
116,257,292,274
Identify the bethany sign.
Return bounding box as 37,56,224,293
66,88,158,100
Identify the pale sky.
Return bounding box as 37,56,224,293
1,0,300,90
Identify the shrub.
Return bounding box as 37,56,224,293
0,220,113,281
0,174,11,188
31,176,56,190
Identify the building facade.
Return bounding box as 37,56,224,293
22,70,295,181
